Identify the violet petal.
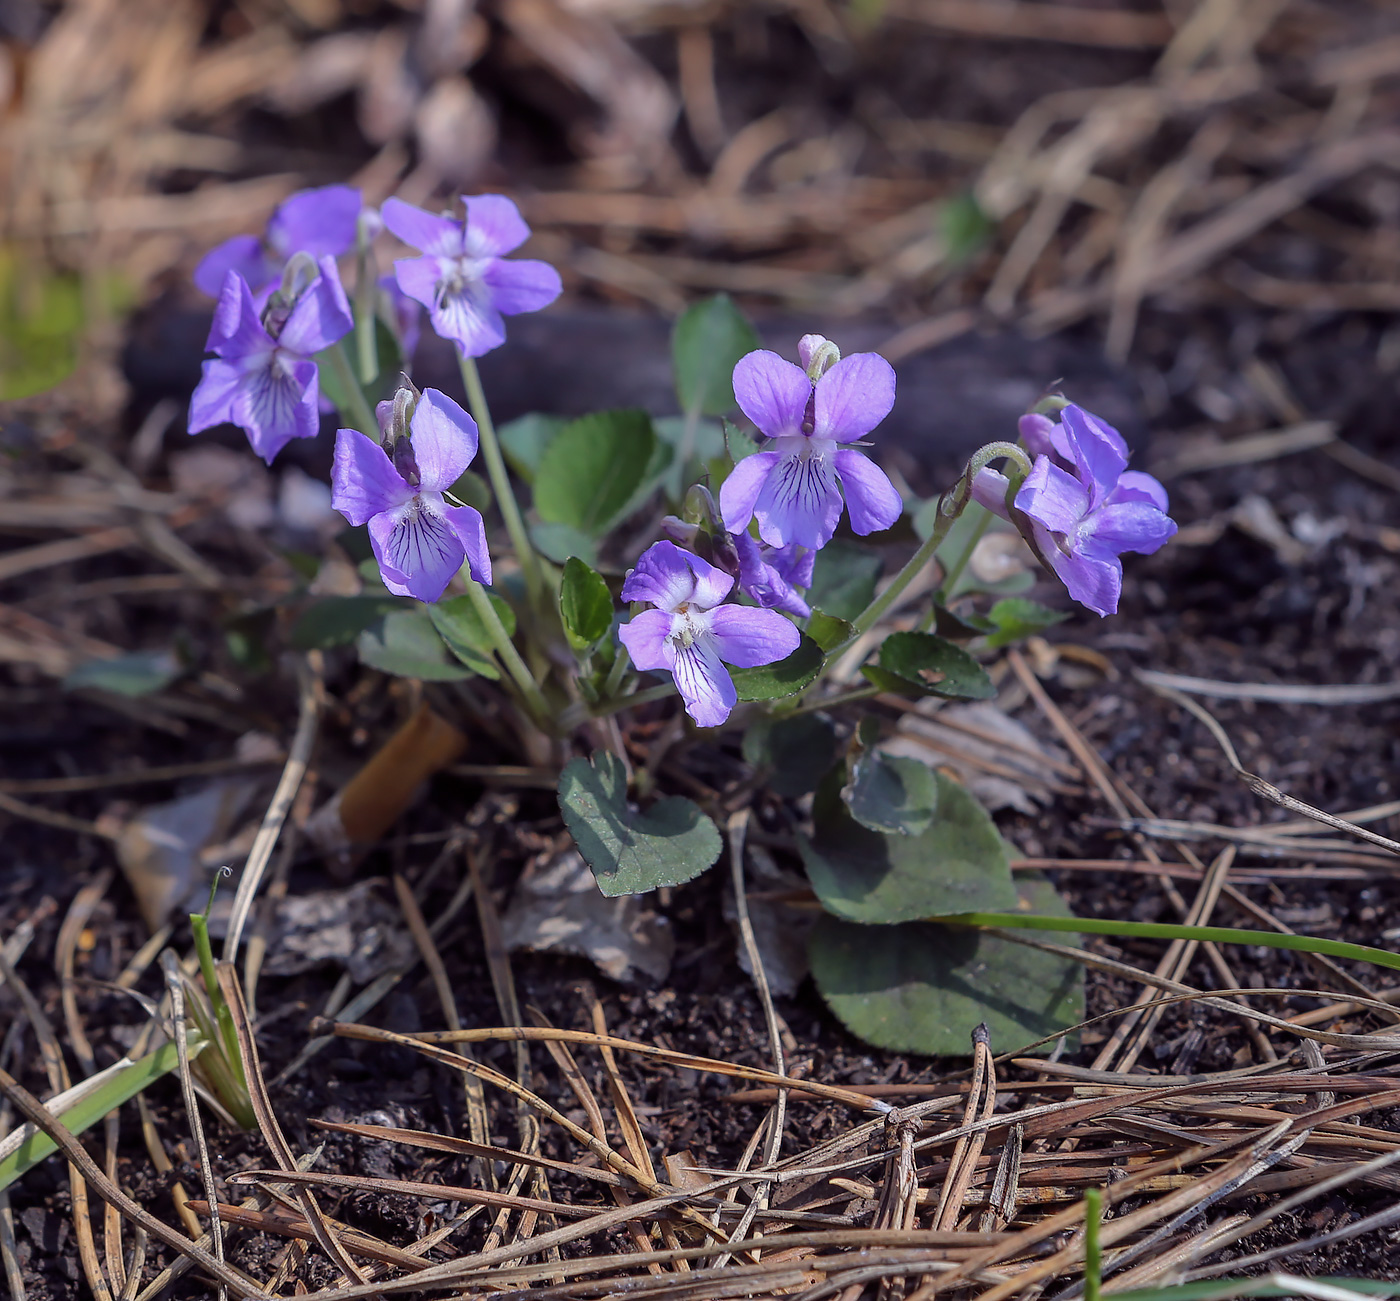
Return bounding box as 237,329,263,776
277,257,354,356
268,185,362,260
1015,457,1090,535
718,450,781,535
370,497,465,602
753,446,843,549
834,447,902,535
195,236,275,300
331,428,414,526
463,194,531,257
671,636,737,728
708,604,801,668
381,197,464,258
618,608,674,671
814,353,896,443
733,351,810,439
482,258,563,316
442,503,492,585
409,388,479,492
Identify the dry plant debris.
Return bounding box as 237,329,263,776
5,0,1400,1297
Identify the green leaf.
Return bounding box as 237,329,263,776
725,419,760,462
741,714,839,797
560,557,614,653
808,877,1084,1057
0,249,84,400
447,468,492,515
653,415,727,464
801,765,1015,924
931,604,993,640
806,540,882,623
533,410,667,537
64,650,181,698
841,751,938,836
291,596,406,650
861,631,996,700
314,317,401,416
0,1033,208,1191
530,521,598,567
498,413,565,484
981,598,1068,649
672,294,761,417
558,752,722,897
938,191,994,267
428,594,516,679
357,608,475,681
805,610,853,652
730,632,824,701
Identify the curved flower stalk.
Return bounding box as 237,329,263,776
188,258,354,464
973,403,1176,616
719,335,903,550
331,387,491,602
619,542,800,728
194,185,362,304
381,194,562,357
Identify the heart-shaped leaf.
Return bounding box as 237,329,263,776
805,610,853,652
801,765,1015,924
497,412,565,484
742,714,839,797
981,598,1068,649
806,540,882,623
672,294,761,417
533,410,667,537
730,632,824,701
841,751,938,837
559,753,722,897
861,632,995,700
358,609,474,681
560,557,615,654
808,876,1084,1056
291,596,406,650
427,594,516,679
64,650,181,698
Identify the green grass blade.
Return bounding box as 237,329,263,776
939,913,1400,974
1110,1278,1400,1301
0,1033,206,1191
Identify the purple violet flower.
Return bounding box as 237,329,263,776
619,541,801,728
719,339,903,550
733,532,813,618
331,388,491,603
188,258,353,465
380,194,562,358
194,185,362,303
974,404,1175,617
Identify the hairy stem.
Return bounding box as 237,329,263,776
464,579,552,729
327,341,381,439
458,355,545,611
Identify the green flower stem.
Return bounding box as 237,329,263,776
848,497,962,640
791,683,879,717
354,255,379,386
560,680,677,730
838,441,1033,650
940,912,1400,975
937,507,993,602
464,579,552,727
600,641,632,701
327,340,380,438
459,355,545,612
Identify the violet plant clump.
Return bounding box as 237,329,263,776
185,188,1177,1056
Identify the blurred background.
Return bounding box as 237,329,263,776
2,0,1400,473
